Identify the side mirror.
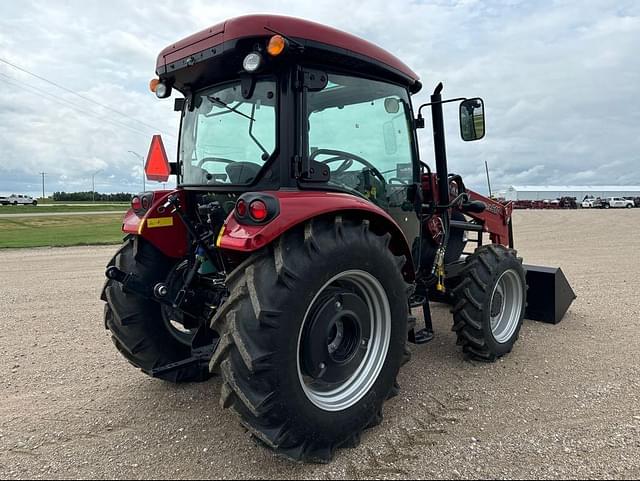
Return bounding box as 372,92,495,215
459,98,485,141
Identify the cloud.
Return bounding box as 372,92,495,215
0,0,639,196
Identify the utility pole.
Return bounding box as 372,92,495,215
92,170,102,203
128,151,145,192
485,161,493,198
40,172,46,200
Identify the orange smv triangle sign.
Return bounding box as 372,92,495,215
144,135,171,182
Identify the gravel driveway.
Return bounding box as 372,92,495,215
1,210,639,479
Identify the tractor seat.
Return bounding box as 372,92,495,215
226,162,261,184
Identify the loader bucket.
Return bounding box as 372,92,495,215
524,265,576,324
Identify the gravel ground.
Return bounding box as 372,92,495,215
1,209,639,480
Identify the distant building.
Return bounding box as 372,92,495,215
499,185,640,201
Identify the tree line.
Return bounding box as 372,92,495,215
52,192,133,202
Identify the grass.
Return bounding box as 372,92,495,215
0,214,125,248
36,199,130,205
0,204,127,214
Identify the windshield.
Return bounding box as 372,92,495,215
180,79,277,185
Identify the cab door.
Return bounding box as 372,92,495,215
303,72,420,247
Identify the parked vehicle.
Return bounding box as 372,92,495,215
624,196,640,207
603,197,634,209
2,194,37,206
100,14,576,462
558,197,577,209
581,197,596,208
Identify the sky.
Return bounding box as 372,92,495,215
0,0,638,196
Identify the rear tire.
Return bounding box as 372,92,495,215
209,216,410,462
451,244,526,362
101,236,211,383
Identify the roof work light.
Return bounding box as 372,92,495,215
242,53,263,72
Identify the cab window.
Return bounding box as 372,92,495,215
180,80,277,185
306,74,415,204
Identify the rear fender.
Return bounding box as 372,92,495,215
122,190,188,258
217,191,415,281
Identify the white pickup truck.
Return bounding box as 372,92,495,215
603,197,634,209
0,194,37,206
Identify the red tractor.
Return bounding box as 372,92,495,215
102,15,575,462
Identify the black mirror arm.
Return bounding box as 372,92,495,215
415,96,468,128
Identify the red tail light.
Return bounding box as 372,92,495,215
249,200,268,222
236,199,247,217
233,194,279,225
131,192,154,217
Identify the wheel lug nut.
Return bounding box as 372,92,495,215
319,363,326,370
335,301,342,310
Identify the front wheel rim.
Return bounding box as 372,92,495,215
297,270,392,412
489,269,524,344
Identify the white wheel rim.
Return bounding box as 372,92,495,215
297,270,392,412
489,269,524,344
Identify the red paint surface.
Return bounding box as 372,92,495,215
219,190,414,278
121,189,415,276
157,14,419,84
467,190,513,246
121,190,188,258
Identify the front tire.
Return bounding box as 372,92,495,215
101,236,211,383
210,216,410,462
451,244,526,362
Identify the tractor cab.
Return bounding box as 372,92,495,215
149,15,486,269
152,15,426,202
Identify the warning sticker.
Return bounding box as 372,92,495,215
147,217,174,229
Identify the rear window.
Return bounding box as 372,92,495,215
180,79,277,186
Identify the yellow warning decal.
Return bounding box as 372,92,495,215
147,217,174,229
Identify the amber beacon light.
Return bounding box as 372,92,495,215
267,35,287,56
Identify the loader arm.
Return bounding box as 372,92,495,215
464,189,514,247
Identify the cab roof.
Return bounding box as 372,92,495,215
156,14,421,92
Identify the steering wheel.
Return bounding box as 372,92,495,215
310,149,387,185
197,156,235,169
387,177,410,185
